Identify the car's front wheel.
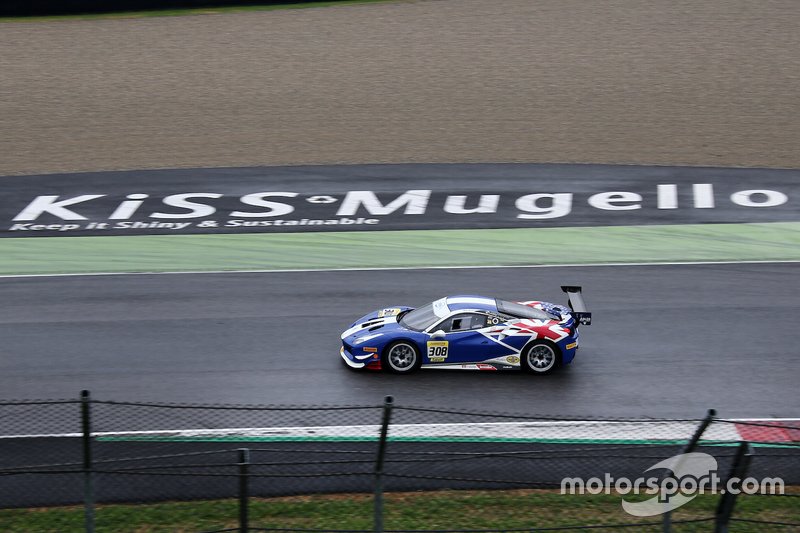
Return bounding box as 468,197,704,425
522,340,561,375
382,341,421,374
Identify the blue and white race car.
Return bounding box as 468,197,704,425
340,286,590,374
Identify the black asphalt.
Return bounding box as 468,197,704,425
2,163,799,237
2,263,799,508
1,263,798,419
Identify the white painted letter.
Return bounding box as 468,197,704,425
515,193,572,219
693,184,715,208
588,191,642,210
731,190,788,208
337,190,431,216
13,195,105,221
110,194,149,220
657,184,678,209
444,195,500,214
231,192,298,217
151,193,221,219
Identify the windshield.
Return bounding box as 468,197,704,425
399,303,439,331
496,299,557,320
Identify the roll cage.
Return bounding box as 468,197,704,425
423,309,501,334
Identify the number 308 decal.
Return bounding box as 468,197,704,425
427,340,449,362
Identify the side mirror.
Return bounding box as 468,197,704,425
430,330,446,340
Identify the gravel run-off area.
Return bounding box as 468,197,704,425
1,0,799,175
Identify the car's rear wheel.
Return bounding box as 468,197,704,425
522,340,561,375
382,341,421,374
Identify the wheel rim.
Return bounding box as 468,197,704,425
388,343,417,371
527,344,556,372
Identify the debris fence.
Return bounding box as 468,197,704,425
0,392,798,532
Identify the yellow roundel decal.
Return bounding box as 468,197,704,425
506,356,520,364
427,340,449,362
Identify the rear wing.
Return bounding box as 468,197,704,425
561,286,591,326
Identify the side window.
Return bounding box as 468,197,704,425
444,313,487,333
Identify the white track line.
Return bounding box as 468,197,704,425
0,259,798,280
2,419,796,441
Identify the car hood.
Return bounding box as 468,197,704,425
341,306,414,341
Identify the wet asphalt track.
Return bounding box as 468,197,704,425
1,262,798,419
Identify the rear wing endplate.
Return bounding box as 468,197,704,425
561,286,591,326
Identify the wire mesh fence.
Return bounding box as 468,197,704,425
0,393,797,532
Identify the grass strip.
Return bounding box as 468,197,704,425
0,222,798,276
1,489,796,532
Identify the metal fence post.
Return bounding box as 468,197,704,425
662,408,716,533
81,390,95,533
238,448,250,533
714,441,754,533
374,396,394,533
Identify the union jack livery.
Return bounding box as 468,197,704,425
340,286,591,374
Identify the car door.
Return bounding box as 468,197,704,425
428,313,507,364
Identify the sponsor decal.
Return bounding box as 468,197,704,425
432,298,450,318
506,356,520,364
426,340,449,362
378,308,401,318
2,166,797,237
352,333,383,345
566,342,578,350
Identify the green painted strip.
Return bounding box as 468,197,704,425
1,222,798,276
95,435,796,448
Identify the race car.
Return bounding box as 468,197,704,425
340,286,590,374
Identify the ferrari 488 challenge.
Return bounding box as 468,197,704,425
340,286,590,374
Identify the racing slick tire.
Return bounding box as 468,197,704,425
522,340,562,375
382,341,421,374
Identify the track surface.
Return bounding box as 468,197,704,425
2,262,798,418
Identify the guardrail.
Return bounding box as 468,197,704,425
0,391,798,532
